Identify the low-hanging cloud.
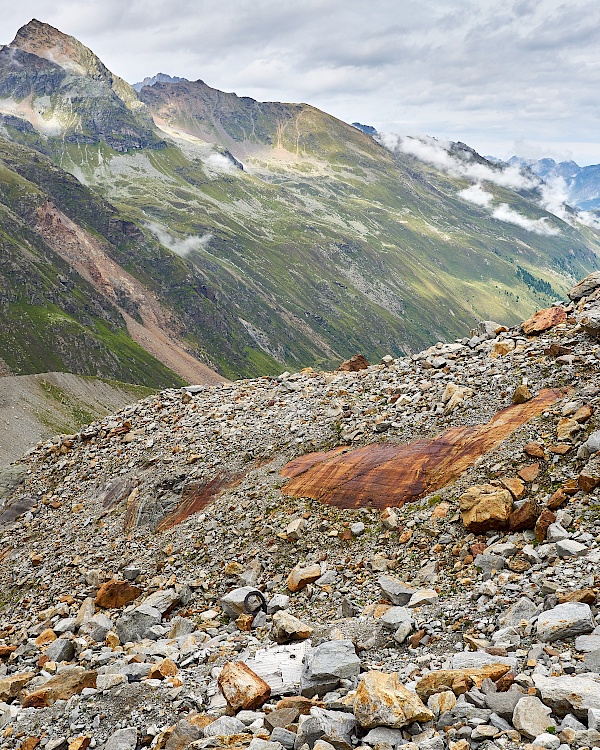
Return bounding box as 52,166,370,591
146,222,213,256
380,133,539,191
381,132,566,236
491,203,559,235
456,183,493,207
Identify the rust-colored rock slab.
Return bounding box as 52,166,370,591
281,389,563,509
338,354,370,372
522,307,567,334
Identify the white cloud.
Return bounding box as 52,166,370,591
491,203,559,235
146,222,213,255
205,153,237,174
457,183,493,207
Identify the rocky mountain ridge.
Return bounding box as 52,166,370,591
1,274,600,747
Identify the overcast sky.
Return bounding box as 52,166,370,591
5,0,600,165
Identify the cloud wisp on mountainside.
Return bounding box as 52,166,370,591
147,222,213,256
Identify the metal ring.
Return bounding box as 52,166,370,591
243,590,267,615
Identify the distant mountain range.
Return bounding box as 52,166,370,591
508,156,600,211
0,19,599,386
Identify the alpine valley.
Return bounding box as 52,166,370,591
1,19,600,386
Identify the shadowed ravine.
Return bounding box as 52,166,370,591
281,388,565,508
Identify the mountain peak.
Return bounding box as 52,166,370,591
10,18,95,77
132,72,188,92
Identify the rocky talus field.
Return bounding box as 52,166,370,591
2,274,600,749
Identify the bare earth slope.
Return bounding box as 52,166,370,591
0,372,154,467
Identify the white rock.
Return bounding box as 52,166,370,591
536,603,594,642
512,695,556,739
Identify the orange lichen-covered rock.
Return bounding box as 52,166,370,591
217,661,271,711
281,390,563,510
522,306,567,334
95,580,141,609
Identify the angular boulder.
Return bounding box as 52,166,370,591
536,603,594,642
22,667,97,708
512,695,555,738
415,664,510,701
287,564,322,593
95,580,141,609
568,272,600,300
271,610,313,644
459,484,512,533
218,661,271,711
354,670,433,729
522,306,566,334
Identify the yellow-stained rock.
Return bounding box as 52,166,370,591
35,629,57,647
415,665,510,701
0,671,35,701
217,661,271,711
354,670,433,729
271,610,314,644
22,667,97,708
458,485,512,533
148,658,178,680
286,563,321,592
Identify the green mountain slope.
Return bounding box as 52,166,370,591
0,19,599,381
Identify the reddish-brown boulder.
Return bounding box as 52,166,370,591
338,354,370,372
535,509,556,542
522,307,567,334
217,661,271,711
95,580,141,609
509,499,540,531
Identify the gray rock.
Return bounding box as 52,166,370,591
407,589,438,608
560,713,586,731
546,523,570,543
577,430,600,460
534,674,600,717
122,566,141,581
536,603,594,642
568,272,600,300
350,522,365,537
361,727,405,747
474,552,505,578
45,638,75,663
53,618,77,634
478,320,502,338
556,539,588,557
512,695,556,738
583,649,600,671
484,687,524,720
105,727,138,750
112,662,151,681
301,640,360,698
220,586,262,618
168,616,196,638
85,613,114,642
531,732,560,749
248,740,284,750
115,604,161,644
270,727,297,750
491,626,521,647
203,715,247,737
295,714,325,749
500,596,540,628
310,707,356,749
143,588,180,615
378,606,413,631
589,707,600,731
267,594,290,614
418,736,445,750
377,575,414,605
